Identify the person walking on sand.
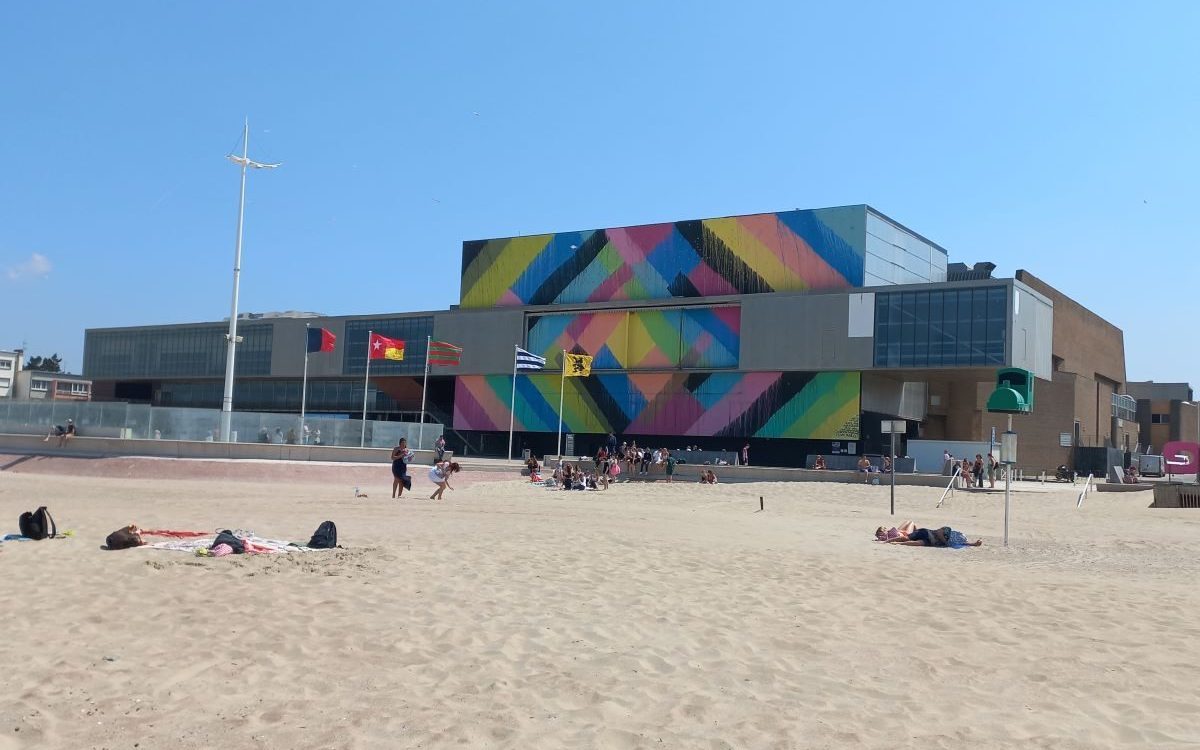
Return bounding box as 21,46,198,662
973,454,985,488
742,442,750,466
391,437,414,498
434,434,447,462
429,460,460,500
988,453,998,488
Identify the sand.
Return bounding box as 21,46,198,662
1,457,1199,749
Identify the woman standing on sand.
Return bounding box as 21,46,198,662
391,438,414,498
429,460,460,500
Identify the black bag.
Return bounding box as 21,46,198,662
307,521,337,549
18,506,56,540
105,526,144,550
211,529,245,554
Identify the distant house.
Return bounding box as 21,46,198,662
12,370,92,402
0,349,19,399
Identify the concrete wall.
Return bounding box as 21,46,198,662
740,291,873,371
431,308,527,376
267,317,350,380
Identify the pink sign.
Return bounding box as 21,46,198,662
1163,441,1200,474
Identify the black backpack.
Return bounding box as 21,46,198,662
307,521,337,549
18,506,56,540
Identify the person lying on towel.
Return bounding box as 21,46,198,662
884,526,982,548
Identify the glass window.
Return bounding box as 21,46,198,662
913,291,930,364
874,294,889,365
343,317,434,376
886,293,902,366
31,379,50,391
873,285,1008,368
83,324,272,379
985,287,1007,363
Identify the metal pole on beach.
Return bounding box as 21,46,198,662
299,323,310,439
418,335,431,450
507,345,517,461
219,119,278,442
556,349,566,459
889,429,896,516
360,331,372,447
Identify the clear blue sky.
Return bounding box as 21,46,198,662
1,2,1196,392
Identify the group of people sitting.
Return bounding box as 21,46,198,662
553,458,611,491
600,442,678,477
856,454,893,482
874,519,982,548
697,469,719,484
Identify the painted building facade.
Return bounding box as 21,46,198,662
81,204,1139,470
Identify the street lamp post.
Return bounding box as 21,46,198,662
218,120,279,443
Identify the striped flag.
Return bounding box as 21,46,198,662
515,347,546,371
428,340,463,366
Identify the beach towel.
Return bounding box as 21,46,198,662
945,529,970,549
141,529,325,554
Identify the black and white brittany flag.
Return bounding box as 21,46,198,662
515,347,547,371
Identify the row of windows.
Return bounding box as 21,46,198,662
342,318,434,376
157,379,410,413
84,326,273,379
873,287,1007,368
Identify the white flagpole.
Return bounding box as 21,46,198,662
418,335,431,450
507,344,518,461
300,323,310,440
360,330,372,447
556,349,566,460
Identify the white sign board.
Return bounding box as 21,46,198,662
881,420,907,434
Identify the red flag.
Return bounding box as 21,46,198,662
307,327,336,353
368,333,405,361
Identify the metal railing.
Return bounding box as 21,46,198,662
1076,473,1095,508
936,465,963,508
0,399,441,450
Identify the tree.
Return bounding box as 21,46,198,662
26,354,62,372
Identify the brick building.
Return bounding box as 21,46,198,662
1126,381,1198,454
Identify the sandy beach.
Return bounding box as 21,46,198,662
2,458,1199,749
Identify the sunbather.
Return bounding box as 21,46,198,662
886,526,983,547
875,520,919,541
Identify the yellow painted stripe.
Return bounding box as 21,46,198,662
703,217,797,291
460,235,554,308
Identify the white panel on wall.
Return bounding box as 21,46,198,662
848,293,875,338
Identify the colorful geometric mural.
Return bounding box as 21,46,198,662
460,207,866,308
527,306,740,370
453,371,860,440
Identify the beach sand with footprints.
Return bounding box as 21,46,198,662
2,456,1198,749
